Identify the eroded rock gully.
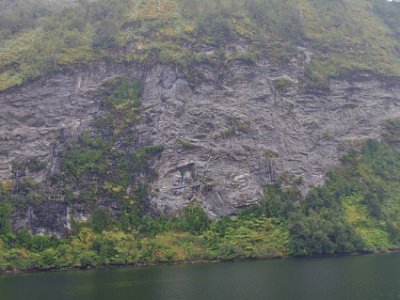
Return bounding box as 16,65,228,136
1,60,399,234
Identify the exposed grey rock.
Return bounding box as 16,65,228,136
12,201,89,236
138,62,400,218
1,58,400,233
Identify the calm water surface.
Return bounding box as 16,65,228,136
1,253,400,300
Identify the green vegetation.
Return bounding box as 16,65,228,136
52,78,165,224
264,149,280,159
1,78,162,209
11,157,46,174
273,77,293,91
1,0,400,272
300,0,400,89
276,137,400,255
3,125,400,271
0,0,399,91
217,118,251,139
0,204,12,235
0,203,289,272
180,139,197,150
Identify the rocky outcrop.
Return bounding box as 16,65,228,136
12,201,88,236
1,58,399,231
139,63,400,217
0,67,105,181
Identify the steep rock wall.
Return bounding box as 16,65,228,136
140,63,400,217
1,59,399,234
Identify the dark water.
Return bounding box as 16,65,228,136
1,254,400,300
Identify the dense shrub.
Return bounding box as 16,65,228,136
179,204,211,234
0,204,12,235
91,208,113,234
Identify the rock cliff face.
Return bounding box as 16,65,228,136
1,57,400,234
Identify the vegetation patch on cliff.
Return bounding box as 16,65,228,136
1,78,163,220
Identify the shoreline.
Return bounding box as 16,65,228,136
2,248,400,276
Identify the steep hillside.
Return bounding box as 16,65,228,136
0,0,400,272
1,0,400,91
1,61,399,223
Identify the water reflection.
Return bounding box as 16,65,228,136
1,253,399,300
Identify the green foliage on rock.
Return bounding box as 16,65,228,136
288,136,400,255
0,204,289,271
0,0,399,91
0,204,12,235
91,208,113,233
2,78,162,213
3,125,400,271
176,203,211,234
47,78,165,228
273,77,293,91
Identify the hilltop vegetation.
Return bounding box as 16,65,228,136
0,0,399,91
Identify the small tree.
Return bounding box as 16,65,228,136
92,208,112,233
181,203,210,234
0,204,12,235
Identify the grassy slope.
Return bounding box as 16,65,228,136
0,0,399,91
301,0,400,87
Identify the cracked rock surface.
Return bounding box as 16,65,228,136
1,59,400,230
138,62,400,217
